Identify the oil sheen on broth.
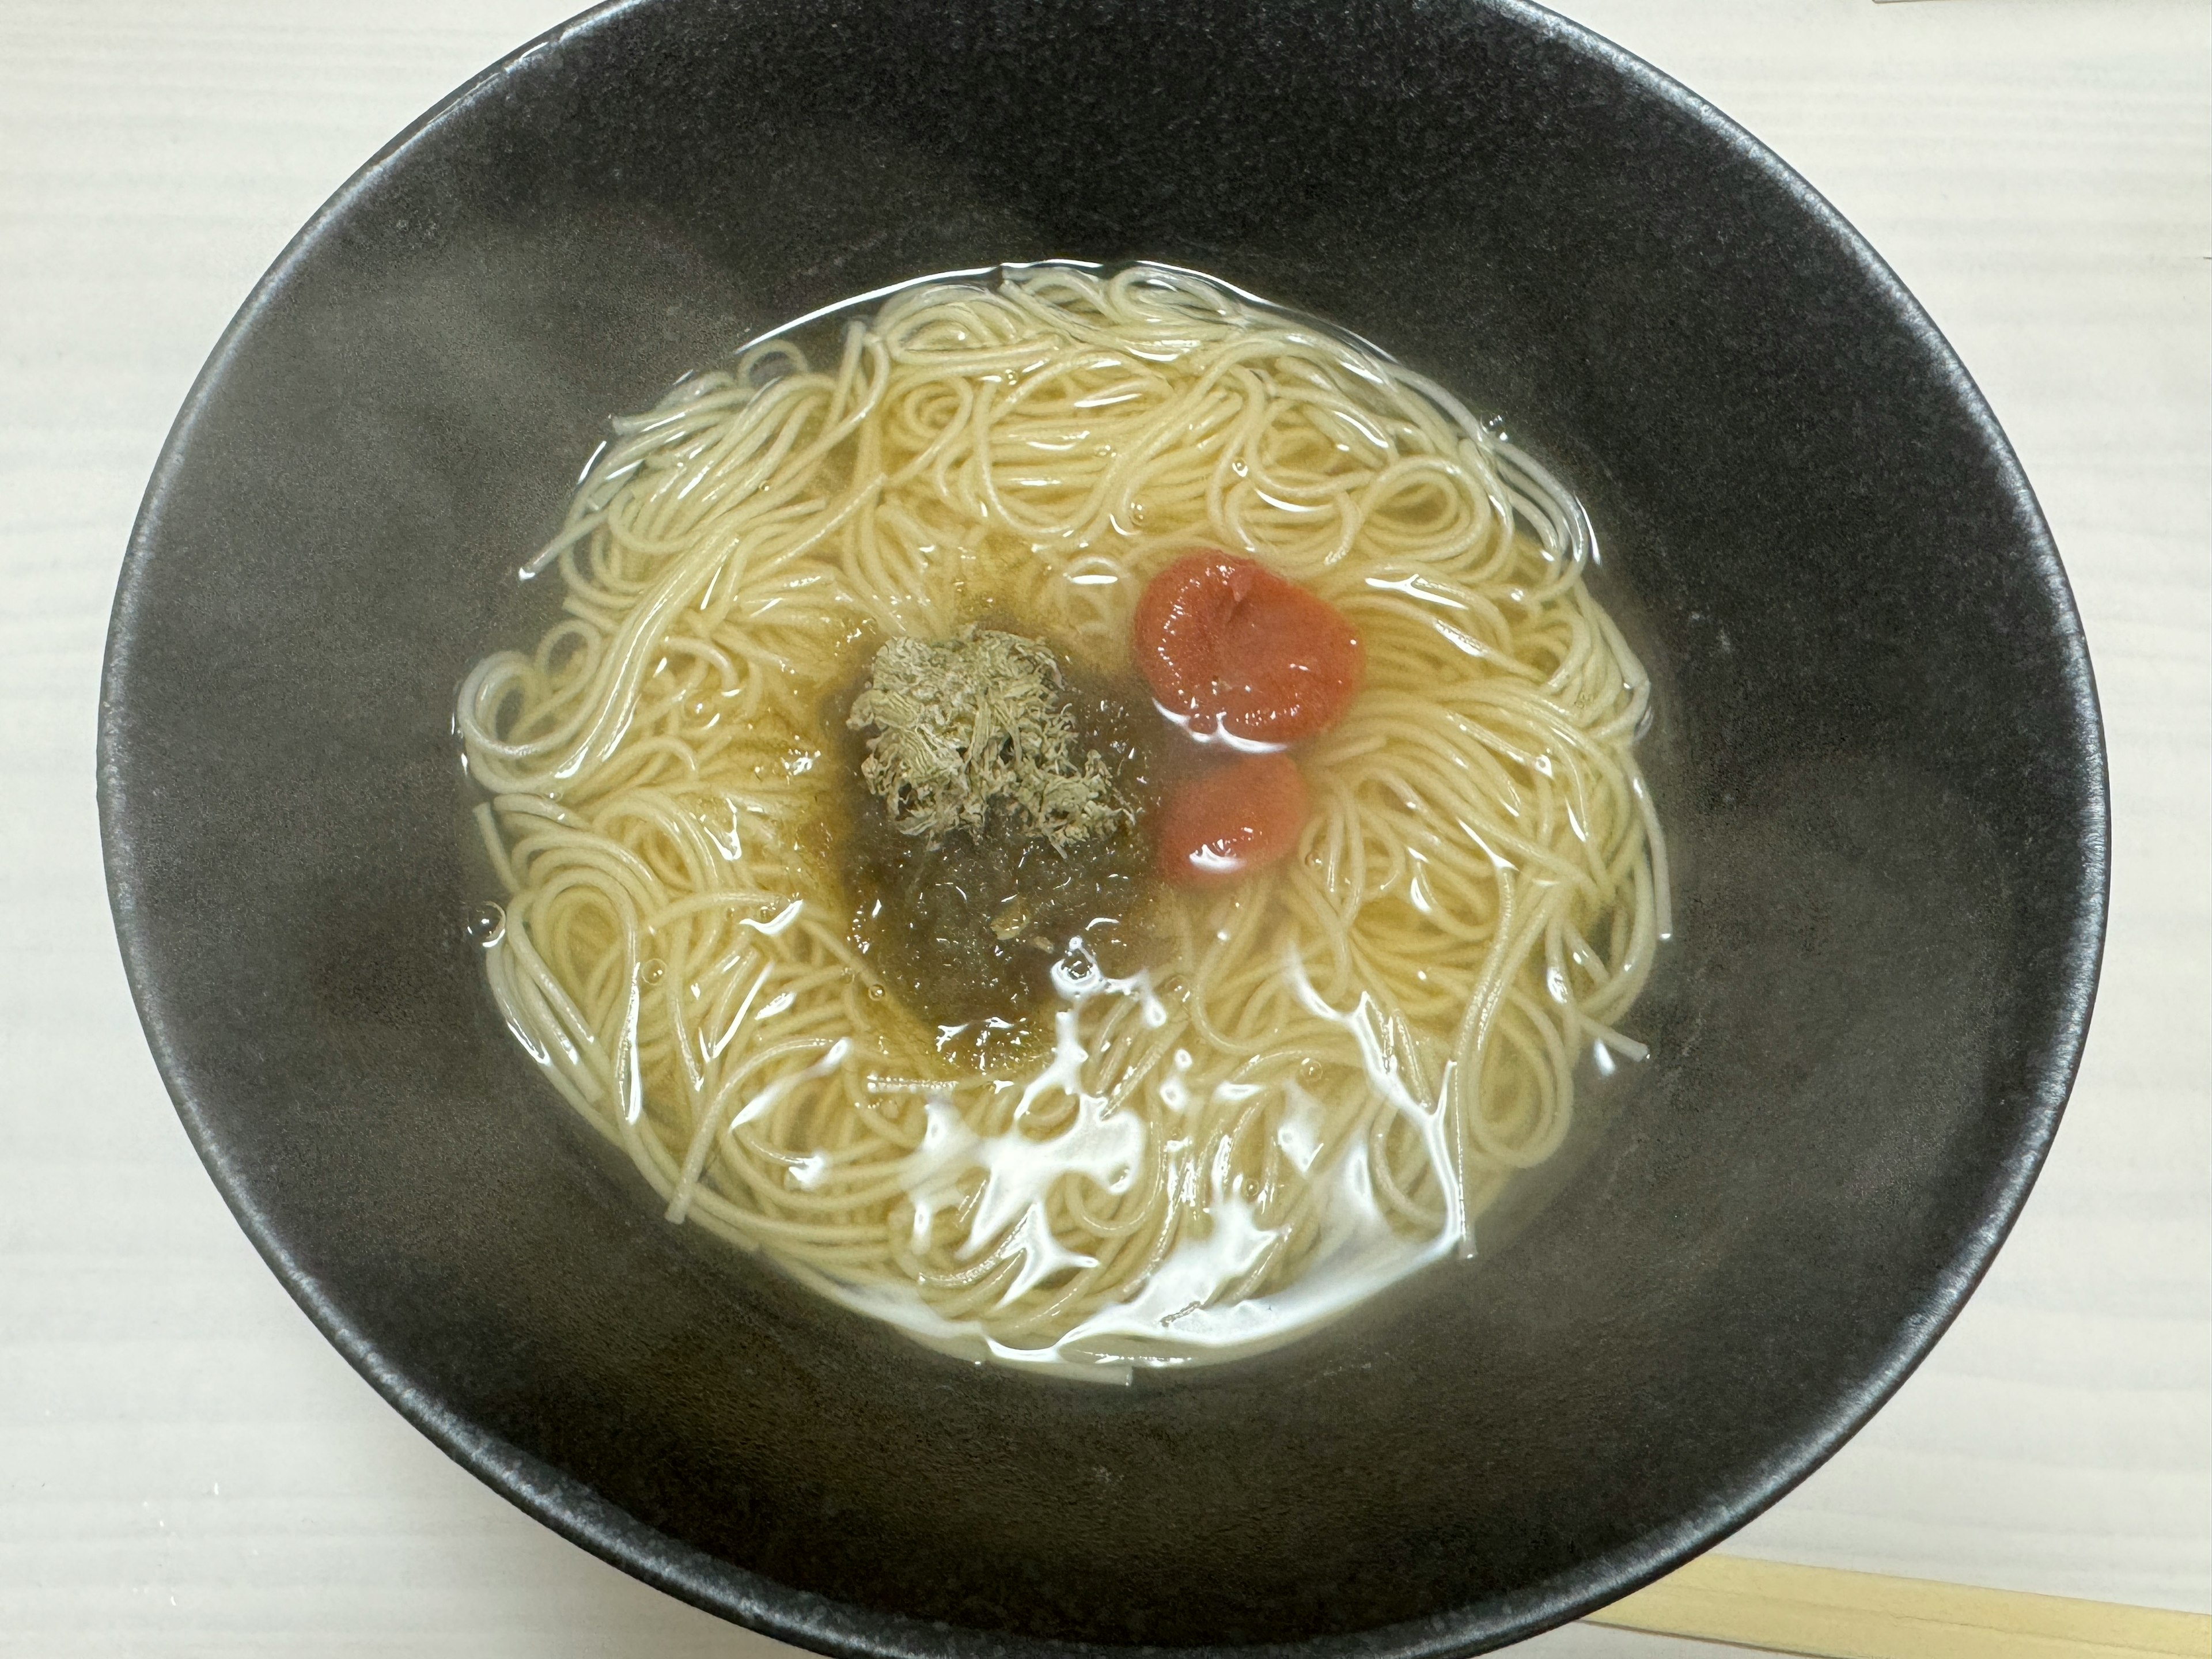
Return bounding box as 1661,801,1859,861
455,263,1670,1377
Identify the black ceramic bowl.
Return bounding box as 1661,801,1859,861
100,2,2106,1653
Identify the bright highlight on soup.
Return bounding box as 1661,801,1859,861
456,263,1669,1375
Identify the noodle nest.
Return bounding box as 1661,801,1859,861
456,264,1666,1370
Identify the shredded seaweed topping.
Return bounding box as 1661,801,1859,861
848,628,1127,853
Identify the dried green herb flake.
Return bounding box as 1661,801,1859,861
847,629,1126,853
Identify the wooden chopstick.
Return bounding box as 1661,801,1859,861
1588,1554,2211,1658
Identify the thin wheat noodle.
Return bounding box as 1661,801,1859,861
458,264,1666,1375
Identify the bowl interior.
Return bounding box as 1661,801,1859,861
100,1,2104,1652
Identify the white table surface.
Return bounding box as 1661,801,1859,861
1,2,2204,1654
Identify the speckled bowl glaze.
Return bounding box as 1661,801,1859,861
99,1,2107,1653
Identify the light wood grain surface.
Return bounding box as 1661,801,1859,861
1,2,2203,1655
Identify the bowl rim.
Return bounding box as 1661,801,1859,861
96,1,2111,1653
